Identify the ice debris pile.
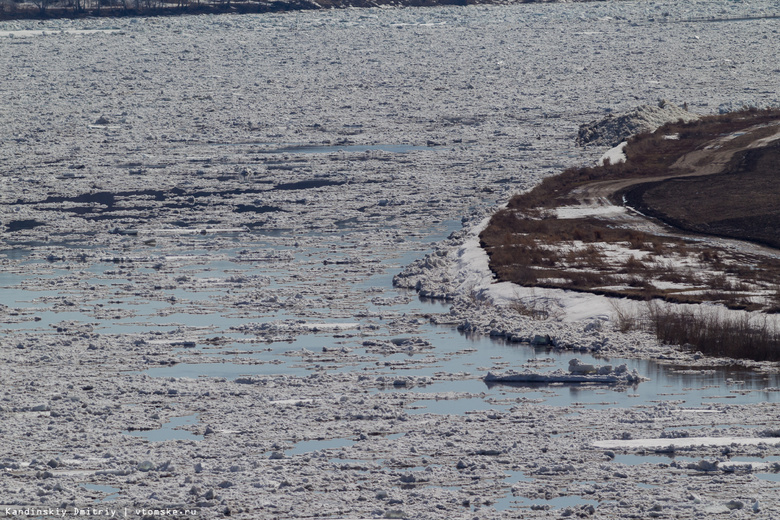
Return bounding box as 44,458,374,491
484,358,648,385
576,101,700,147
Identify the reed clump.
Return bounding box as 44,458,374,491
620,302,780,362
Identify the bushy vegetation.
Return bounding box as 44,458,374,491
618,302,780,362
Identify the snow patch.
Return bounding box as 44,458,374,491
598,141,627,166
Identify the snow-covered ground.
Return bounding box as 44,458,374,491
2,1,780,518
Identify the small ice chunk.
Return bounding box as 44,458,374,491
137,460,154,472
687,459,719,472
569,359,596,374
725,500,744,510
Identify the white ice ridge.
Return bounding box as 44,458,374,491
485,359,648,385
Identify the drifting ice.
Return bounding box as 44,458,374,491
484,359,648,384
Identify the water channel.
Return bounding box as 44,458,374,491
3,214,780,512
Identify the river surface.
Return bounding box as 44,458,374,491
4,215,780,423
2,2,779,515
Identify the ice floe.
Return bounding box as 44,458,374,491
485,359,647,385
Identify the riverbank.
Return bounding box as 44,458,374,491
475,108,780,360
394,205,780,372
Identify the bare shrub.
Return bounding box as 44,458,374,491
510,291,562,321
610,300,640,333
622,255,645,273
699,249,721,265
500,265,539,285
568,270,611,289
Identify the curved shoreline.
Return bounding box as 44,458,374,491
394,205,780,371
621,141,780,250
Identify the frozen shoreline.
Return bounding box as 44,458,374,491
395,208,780,372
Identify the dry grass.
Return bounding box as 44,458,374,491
620,302,780,362
509,292,562,321
482,214,780,310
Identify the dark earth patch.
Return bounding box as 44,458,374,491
622,141,780,248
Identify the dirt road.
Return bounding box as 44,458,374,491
570,121,780,207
